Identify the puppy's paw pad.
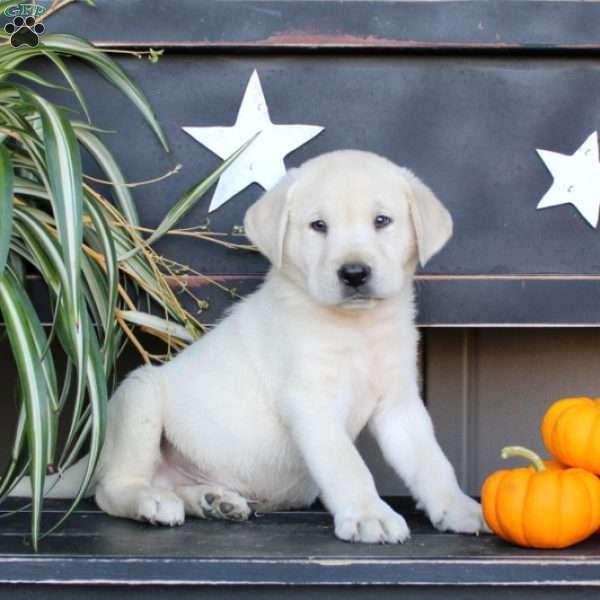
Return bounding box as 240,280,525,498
214,491,252,521
136,488,185,527
219,501,234,514
183,486,252,521
204,493,218,505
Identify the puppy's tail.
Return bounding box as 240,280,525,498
8,455,96,499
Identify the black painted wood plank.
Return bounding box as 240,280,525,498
20,274,600,328
415,277,600,326
0,499,599,587
39,1,600,51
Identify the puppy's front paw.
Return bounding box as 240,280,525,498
334,499,410,544
427,492,489,534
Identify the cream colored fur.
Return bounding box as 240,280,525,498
12,150,486,543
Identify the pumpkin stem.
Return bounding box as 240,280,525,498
501,446,546,472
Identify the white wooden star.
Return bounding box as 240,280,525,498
183,70,324,212
536,131,600,228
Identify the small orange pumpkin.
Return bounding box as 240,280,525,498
481,446,600,549
541,397,600,474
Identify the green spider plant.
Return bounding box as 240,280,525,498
0,3,253,550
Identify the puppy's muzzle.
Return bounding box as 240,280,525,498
337,262,372,289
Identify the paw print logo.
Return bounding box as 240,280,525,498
4,16,44,48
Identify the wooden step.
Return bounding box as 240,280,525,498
0,498,598,598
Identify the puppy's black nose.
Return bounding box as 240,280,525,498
338,263,372,288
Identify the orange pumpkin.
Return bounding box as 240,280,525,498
481,446,600,549
541,397,600,474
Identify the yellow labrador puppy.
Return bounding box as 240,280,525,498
15,150,486,543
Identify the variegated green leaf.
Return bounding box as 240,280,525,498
41,52,91,122
0,143,14,276
28,94,83,328
0,404,28,500
0,267,50,551
13,210,88,460
75,124,139,226
18,281,59,463
83,194,118,359
0,47,38,71
13,209,68,309
119,310,195,343
0,68,69,90
41,34,168,151
81,251,108,331
13,175,50,200
42,310,107,539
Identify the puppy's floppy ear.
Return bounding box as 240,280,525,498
243,168,298,269
400,168,453,267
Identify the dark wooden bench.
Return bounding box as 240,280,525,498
2,498,599,598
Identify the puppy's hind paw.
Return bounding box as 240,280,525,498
200,490,252,521
177,485,252,521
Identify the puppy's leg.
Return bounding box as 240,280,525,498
369,386,487,534
282,396,409,544
176,484,252,521
94,366,184,526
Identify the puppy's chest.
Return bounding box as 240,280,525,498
332,340,392,437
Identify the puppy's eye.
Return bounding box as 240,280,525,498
374,215,392,229
310,219,328,234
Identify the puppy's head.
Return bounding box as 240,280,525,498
244,150,453,309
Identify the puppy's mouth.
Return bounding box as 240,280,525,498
339,292,382,310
